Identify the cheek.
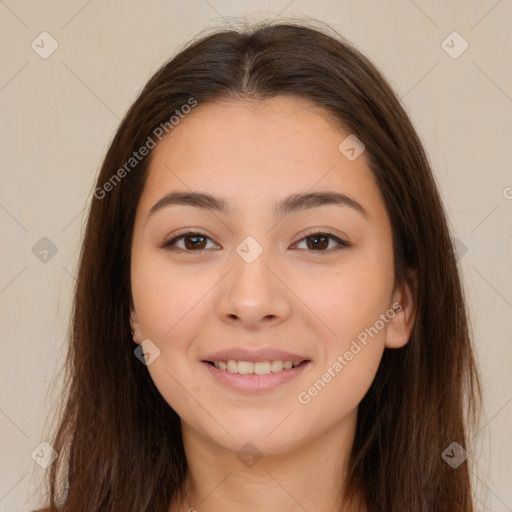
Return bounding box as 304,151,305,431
296,250,395,346
292,252,393,410
295,340,384,434
131,263,212,427
130,250,216,407
306,277,388,408
131,248,209,341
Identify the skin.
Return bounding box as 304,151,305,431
129,96,416,512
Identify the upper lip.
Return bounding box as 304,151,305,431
201,347,311,363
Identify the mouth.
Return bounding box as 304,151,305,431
202,359,310,374
200,359,312,393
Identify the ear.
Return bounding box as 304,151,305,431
385,269,417,349
129,306,143,345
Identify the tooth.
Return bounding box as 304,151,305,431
215,359,298,374
238,361,254,374
270,360,284,372
254,361,271,375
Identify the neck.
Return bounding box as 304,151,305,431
169,407,365,512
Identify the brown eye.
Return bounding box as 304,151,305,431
182,234,207,250
293,232,349,252
162,232,218,252
305,234,329,250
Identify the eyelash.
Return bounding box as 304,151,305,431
160,229,350,253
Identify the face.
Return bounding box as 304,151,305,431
130,96,415,456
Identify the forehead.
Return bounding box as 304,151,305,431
149,96,347,167
137,96,381,219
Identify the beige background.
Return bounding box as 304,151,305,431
0,1,511,510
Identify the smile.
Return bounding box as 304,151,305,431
201,360,311,392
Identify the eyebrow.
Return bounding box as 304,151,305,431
147,190,369,221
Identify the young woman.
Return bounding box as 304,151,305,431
35,20,482,512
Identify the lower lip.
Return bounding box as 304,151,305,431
201,361,311,393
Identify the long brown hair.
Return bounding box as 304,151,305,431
35,19,482,511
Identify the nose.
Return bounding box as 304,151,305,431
216,245,292,330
